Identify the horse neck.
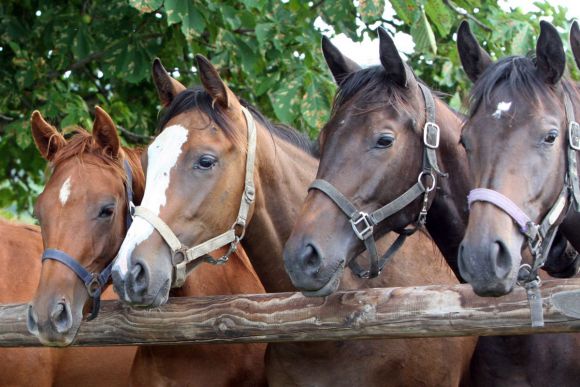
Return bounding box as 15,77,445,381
424,99,470,280
243,123,318,292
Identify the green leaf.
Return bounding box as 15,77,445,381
129,0,163,13
270,77,303,124
255,23,275,50
359,0,385,24
72,24,92,60
165,0,206,39
411,8,437,55
424,0,455,37
389,0,422,24
301,78,330,130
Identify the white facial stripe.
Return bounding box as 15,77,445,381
59,176,72,206
113,125,189,277
492,101,512,119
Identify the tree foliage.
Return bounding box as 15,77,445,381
0,0,578,219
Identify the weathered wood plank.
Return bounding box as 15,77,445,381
1,279,580,347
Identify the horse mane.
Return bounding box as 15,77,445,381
51,129,143,192
469,54,577,118
332,65,413,116
158,86,316,155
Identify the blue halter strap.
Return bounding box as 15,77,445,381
41,159,135,321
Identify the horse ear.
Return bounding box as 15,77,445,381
456,21,493,83
31,111,66,161
321,36,361,84
152,58,186,107
92,106,120,158
570,21,580,70
195,54,240,110
536,21,565,85
378,27,408,87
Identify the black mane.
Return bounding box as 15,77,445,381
158,86,315,155
468,55,574,118
332,65,411,114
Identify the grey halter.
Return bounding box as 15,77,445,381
309,83,445,279
133,107,257,288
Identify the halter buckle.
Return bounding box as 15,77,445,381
171,247,188,266
86,273,101,297
569,121,580,151
423,122,440,149
350,212,374,240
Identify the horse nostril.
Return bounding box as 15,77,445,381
50,301,73,334
457,242,472,282
128,261,149,296
299,244,322,275
27,304,39,335
491,240,512,280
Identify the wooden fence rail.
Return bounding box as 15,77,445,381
1,279,580,347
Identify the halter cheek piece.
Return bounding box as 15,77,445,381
467,91,580,327
133,107,257,288
41,160,135,321
309,83,446,279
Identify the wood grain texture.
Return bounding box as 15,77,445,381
2,279,580,347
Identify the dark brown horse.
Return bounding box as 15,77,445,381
456,21,580,296
454,21,580,387
112,57,475,386
29,108,266,386
0,218,136,386
282,26,580,387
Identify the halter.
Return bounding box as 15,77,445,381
309,83,445,279
41,159,135,321
467,91,580,327
133,106,257,288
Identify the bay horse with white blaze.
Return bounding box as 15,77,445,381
112,56,475,386
29,108,266,386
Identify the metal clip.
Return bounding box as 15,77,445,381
423,122,440,149
350,212,374,240
569,121,580,151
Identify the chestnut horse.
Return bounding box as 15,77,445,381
0,218,135,386
112,57,475,386
283,26,580,387
29,108,266,386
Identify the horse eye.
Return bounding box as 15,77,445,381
98,205,115,219
195,155,218,170
543,130,559,145
375,134,395,149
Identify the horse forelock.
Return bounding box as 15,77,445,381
469,55,573,119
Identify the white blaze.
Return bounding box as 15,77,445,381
113,125,189,276
59,176,72,206
492,101,512,119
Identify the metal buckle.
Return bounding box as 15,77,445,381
350,212,374,240
418,171,436,192
423,122,440,149
569,121,580,151
86,274,101,297
171,247,188,266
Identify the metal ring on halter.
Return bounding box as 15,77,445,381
418,171,436,192
517,263,542,286
171,247,188,266
86,274,102,297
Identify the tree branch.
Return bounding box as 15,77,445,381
118,125,153,144
443,0,491,32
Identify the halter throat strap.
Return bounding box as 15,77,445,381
133,106,257,288
40,159,135,321
309,83,443,279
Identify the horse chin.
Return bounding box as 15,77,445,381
301,265,344,297
130,279,171,309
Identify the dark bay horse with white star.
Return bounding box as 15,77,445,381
111,56,476,386
283,24,580,387
29,108,266,386
455,21,580,386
